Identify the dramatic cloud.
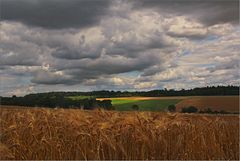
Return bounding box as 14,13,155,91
1,0,110,29
0,0,239,96
136,0,239,26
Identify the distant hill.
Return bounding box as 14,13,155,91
0,86,238,108
8,85,239,98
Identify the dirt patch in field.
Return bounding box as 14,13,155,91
176,96,239,112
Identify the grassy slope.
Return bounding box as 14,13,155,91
67,96,183,111
69,96,239,112
111,99,182,111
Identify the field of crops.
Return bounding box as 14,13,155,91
97,97,187,111
0,106,239,160
176,96,239,112
98,96,239,112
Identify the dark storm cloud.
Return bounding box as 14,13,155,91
31,70,74,85
136,0,239,26
58,53,160,76
1,0,110,29
0,55,40,66
106,32,172,57
208,59,239,73
51,47,101,60
29,52,162,85
0,33,42,67
141,65,165,77
166,31,207,40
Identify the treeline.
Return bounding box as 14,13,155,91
0,86,238,109
90,85,236,97
63,85,238,97
8,85,238,98
139,86,239,97
167,105,239,115
0,94,113,110
181,106,239,114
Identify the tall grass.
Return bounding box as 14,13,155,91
0,106,239,160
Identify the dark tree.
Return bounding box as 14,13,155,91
168,104,176,112
132,104,139,111
99,100,114,110
181,106,198,113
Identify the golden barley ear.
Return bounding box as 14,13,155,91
0,143,15,160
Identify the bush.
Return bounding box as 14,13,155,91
219,110,229,114
181,106,198,113
132,104,139,111
199,108,236,115
98,100,114,110
168,104,176,112
201,108,222,114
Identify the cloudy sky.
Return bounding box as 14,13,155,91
0,0,239,96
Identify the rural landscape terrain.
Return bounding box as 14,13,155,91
1,0,239,160
97,95,239,112
0,86,239,160
1,106,239,160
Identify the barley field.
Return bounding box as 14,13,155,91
0,106,239,160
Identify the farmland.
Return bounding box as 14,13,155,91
176,96,239,112
97,96,239,112
0,106,239,160
97,97,185,111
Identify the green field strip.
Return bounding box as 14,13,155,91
113,99,182,111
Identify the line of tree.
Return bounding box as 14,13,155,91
3,85,238,99
96,85,239,97
0,85,238,109
0,94,114,110
167,105,239,114
180,106,238,114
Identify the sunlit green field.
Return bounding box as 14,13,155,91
68,96,184,111
67,95,239,112
111,99,182,111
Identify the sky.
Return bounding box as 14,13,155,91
0,0,239,96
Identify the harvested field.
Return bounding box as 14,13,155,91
0,106,239,160
176,96,239,112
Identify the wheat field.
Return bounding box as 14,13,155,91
0,106,239,160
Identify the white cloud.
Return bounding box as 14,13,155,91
134,82,157,90
166,16,208,39
7,85,35,96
